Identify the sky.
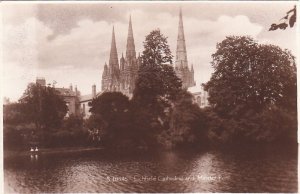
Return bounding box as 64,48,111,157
1,1,298,102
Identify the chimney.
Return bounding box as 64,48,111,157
70,84,73,91
92,84,96,98
36,77,46,86
75,85,78,96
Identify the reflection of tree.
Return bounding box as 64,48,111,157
269,6,296,31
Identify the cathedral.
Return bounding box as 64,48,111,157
101,10,195,96
101,16,141,97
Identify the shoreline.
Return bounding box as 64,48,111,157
4,146,104,159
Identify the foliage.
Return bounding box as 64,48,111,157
205,106,297,146
88,92,133,147
21,84,68,130
42,127,90,148
141,29,173,66
133,29,182,109
3,123,35,150
269,6,296,31
89,92,130,121
204,36,297,146
3,103,27,125
159,91,209,149
133,64,182,107
134,29,182,105
3,85,92,150
129,29,183,149
204,36,296,118
63,114,84,129
85,114,108,145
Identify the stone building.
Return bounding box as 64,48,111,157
188,83,209,108
55,85,80,117
101,16,141,97
79,84,103,118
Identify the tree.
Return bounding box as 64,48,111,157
3,103,26,125
203,36,297,145
141,29,173,66
89,92,130,122
159,91,209,149
133,29,182,105
89,92,133,147
21,84,68,130
130,29,183,149
204,36,296,117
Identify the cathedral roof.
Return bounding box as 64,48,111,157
80,91,104,103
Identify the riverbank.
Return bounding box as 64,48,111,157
4,146,104,159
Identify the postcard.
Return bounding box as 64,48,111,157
1,1,298,193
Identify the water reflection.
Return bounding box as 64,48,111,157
4,148,297,193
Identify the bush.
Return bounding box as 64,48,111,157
205,106,297,147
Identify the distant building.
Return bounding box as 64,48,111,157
55,85,80,116
187,83,209,108
79,84,104,118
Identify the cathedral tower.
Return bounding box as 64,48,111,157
102,17,140,96
126,15,136,60
174,9,195,89
102,26,120,91
119,15,140,96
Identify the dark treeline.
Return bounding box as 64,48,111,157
3,31,297,151
4,85,90,150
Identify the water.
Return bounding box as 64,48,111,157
4,147,297,193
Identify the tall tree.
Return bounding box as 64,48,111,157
203,36,297,145
131,29,182,148
141,29,173,66
133,29,182,105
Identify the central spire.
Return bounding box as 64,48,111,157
125,15,136,60
175,8,188,68
109,26,119,71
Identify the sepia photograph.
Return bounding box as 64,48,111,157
1,1,298,193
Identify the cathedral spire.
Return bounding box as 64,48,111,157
175,8,188,68
125,15,136,60
109,26,119,71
